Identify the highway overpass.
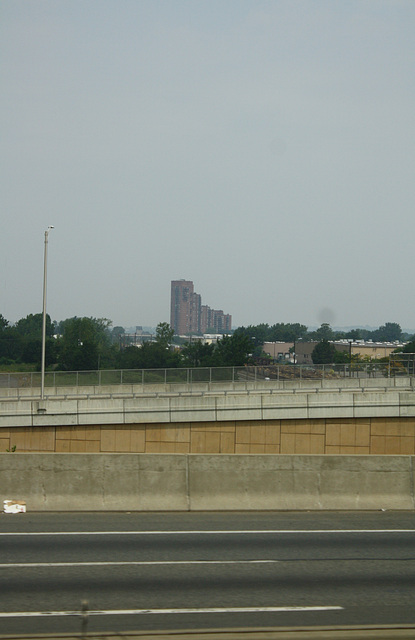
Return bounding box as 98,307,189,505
1,371,415,511
0,374,414,455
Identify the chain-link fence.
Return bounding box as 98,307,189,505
388,353,415,377
0,360,414,391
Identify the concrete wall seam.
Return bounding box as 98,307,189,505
185,455,190,511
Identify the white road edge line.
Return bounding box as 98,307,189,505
0,560,279,568
0,529,413,536
0,606,344,618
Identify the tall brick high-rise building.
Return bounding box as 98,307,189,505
200,305,232,333
170,280,231,335
170,280,201,335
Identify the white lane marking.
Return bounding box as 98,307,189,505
0,529,413,536
0,560,279,568
0,606,344,618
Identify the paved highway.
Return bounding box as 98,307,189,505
0,511,415,636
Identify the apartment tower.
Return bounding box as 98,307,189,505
170,280,231,335
170,280,201,335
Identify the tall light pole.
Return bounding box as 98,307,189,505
348,338,353,379
41,226,54,400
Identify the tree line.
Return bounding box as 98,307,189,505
0,313,413,372
234,321,410,348
0,314,254,371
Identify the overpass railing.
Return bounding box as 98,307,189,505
0,360,414,391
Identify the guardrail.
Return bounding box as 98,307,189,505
1,361,414,391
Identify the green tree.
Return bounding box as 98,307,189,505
344,329,361,340
233,324,269,350
399,340,415,354
212,333,254,367
155,322,174,348
111,326,125,345
115,346,139,369
333,349,351,364
311,340,336,364
116,323,181,370
2,313,57,369
374,322,402,342
0,327,24,362
181,341,215,367
57,317,112,370
22,338,56,367
0,314,9,331
143,340,181,368
15,313,54,339
234,322,308,346
117,341,181,369
309,323,334,341
269,322,308,342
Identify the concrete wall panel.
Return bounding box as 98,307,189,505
262,393,308,420
170,395,217,423
123,396,170,423
216,394,262,422
101,454,188,510
188,454,415,511
0,453,189,511
322,379,357,389
354,392,400,418
317,455,413,509
400,393,415,417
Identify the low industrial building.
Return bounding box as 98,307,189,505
295,340,406,364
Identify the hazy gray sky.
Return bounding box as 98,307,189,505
1,1,414,331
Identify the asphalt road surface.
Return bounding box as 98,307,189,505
0,511,415,636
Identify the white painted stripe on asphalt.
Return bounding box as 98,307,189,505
0,529,414,536
0,606,344,618
0,560,279,568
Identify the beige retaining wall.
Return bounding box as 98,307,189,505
1,416,415,455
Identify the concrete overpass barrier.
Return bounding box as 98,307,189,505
1,386,415,429
1,454,414,511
